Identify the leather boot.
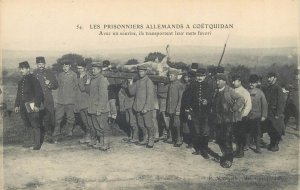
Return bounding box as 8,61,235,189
269,140,279,152
138,134,148,145
100,136,110,151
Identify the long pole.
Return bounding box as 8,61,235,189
217,31,231,67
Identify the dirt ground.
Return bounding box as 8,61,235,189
1,121,299,190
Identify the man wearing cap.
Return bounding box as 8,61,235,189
86,62,111,150
33,56,58,143
157,82,170,141
52,61,78,140
247,74,268,153
166,69,184,147
231,75,252,158
101,60,118,124
187,68,214,158
76,62,93,144
118,80,139,143
128,65,155,148
15,61,44,150
264,72,285,152
212,73,244,168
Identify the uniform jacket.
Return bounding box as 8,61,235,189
157,83,169,112
118,88,134,112
33,69,58,109
15,74,44,108
212,85,245,124
248,88,268,119
76,73,90,110
166,80,184,114
128,75,155,112
87,73,110,114
234,86,252,117
57,70,78,105
188,79,214,114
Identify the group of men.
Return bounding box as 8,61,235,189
14,56,292,168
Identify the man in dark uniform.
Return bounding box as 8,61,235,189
212,72,244,168
264,72,285,152
15,61,44,150
187,68,214,159
33,56,58,143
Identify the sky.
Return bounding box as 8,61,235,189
1,0,299,51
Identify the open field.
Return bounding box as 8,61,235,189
2,122,299,190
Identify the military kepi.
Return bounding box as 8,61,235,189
91,61,102,67
36,56,46,64
19,61,30,68
196,68,206,76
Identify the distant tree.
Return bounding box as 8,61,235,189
144,52,166,62
168,61,188,70
125,59,139,65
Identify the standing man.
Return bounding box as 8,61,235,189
34,56,58,143
264,72,285,152
187,68,214,158
53,61,78,140
231,75,252,158
76,62,93,144
87,62,111,151
157,82,170,141
118,80,139,143
247,74,268,153
207,66,217,141
15,61,44,150
166,70,184,147
212,73,244,168
128,65,155,148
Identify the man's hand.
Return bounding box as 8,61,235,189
275,116,279,119
128,78,134,85
45,79,50,85
141,110,148,114
202,99,207,105
96,111,101,116
86,78,91,85
261,117,266,121
187,114,192,120
14,107,20,113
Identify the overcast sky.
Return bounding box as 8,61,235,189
1,0,298,51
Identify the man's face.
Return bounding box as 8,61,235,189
168,74,177,82
138,70,147,78
232,79,241,88
92,67,101,75
267,76,276,85
77,66,86,74
37,63,45,70
217,79,226,89
19,67,30,76
196,75,206,82
63,64,71,73
249,82,258,89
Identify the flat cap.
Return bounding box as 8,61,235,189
168,69,180,75
137,65,148,70
267,72,278,78
36,56,45,64
77,62,87,67
19,61,30,68
61,60,72,65
191,63,199,70
102,60,110,68
216,66,225,74
207,66,216,73
249,74,259,83
196,68,207,76
216,73,227,81
231,74,241,81
91,61,102,68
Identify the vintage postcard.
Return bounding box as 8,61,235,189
0,0,299,189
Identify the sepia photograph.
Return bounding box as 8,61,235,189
0,0,299,189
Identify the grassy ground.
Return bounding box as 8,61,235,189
2,123,299,190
